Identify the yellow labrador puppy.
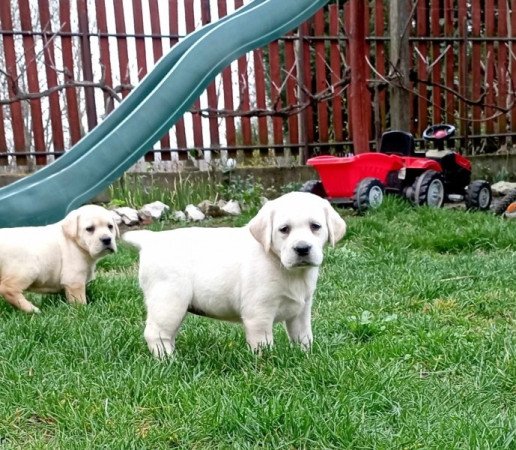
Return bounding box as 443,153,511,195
0,205,118,313
123,192,346,357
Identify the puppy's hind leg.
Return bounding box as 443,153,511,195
0,279,40,313
144,284,189,358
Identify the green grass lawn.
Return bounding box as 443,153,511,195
0,198,514,449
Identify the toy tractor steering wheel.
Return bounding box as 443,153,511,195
423,124,456,150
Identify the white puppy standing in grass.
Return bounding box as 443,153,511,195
0,205,118,313
123,192,346,357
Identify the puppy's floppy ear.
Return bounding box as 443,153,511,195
113,220,121,239
108,211,120,238
324,200,346,247
61,209,80,240
248,201,274,253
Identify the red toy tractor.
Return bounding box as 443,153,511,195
302,124,492,212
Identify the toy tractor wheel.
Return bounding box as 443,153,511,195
465,180,492,211
299,180,327,198
353,178,384,212
413,170,445,207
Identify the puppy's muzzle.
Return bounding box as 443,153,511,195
293,242,312,257
100,236,115,252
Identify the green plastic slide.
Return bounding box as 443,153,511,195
0,0,266,199
0,0,328,227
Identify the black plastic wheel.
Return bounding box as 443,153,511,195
412,170,445,207
353,177,385,212
465,180,492,211
299,180,327,198
493,188,516,215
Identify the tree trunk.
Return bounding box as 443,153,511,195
389,0,411,131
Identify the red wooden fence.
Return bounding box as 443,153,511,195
0,0,515,168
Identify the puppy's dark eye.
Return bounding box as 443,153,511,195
86,226,95,233
310,222,322,232
108,224,114,230
279,225,290,234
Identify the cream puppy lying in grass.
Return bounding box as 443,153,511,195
123,192,346,357
0,205,118,313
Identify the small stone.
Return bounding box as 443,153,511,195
139,201,170,220
185,204,205,221
110,210,123,226
138,211,153,225
172,210,187,221
221,200,241,216
198,200,226,218
113,207,140,226
491,181,516,197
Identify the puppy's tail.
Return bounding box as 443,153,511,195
122,230,155,251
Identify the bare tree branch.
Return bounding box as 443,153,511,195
190,75,351,119
0,62,133,106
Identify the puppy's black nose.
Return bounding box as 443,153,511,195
101,236,112,246
294,243,311,256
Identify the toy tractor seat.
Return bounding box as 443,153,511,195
379,131,416,156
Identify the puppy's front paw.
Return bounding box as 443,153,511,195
149,341,175,359
28,305,41,314
18,302,41,314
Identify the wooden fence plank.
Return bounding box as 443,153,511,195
485,0,495,141
95,0,114,116
444,0,455,126
234,0,252,149
60,0,82,145
149,0,171,160
113,0,131,99
302,21,314,148
149,0,163,64
131,0,153,161
348,0,371,153
497,0,508,144
458,0,467,148
343,1,351,140
374,0,386,143
268,40,283,149
217,0,236,156
38,0,65,156
201,0,220,154
430,0,442,125
1,0,28,165
77,0,97,131
184,0,203,154
512,0,516,147
329,4,343,148
252,47,269,153
471,0,481,144
131,0,147,80
284,31,299,155
19,0,46,165
169,0,187,158
314,9,328,143
416,0,428,139
0,102,7,165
